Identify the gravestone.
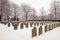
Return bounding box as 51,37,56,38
49,24,53,31
39,26,42,35
52,24,54,29
30,22,33,27
8,23,10,27
49,25,51,31
32,27,37,37
53,23,55,28
23,22,28,28
14,25,17,30
26,23,28,28
57,23,60,27
45,25,47,32
20,23,23,29
56,23,60,27
37,22,39,26
45,24,49,32
54,22,56,28
12,22,19,30
34,23,36,27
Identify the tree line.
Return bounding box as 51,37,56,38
0,0,60,22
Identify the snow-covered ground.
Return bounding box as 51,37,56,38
0,23,60,40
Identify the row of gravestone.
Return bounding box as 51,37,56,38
0,21,49,30
0,21,60,38
7,22,60,37
7,22,43,30
32,22,60,37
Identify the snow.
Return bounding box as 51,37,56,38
0,23,60,40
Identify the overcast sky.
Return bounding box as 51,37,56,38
9,0,54,15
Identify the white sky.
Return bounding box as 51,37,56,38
9,0,54,15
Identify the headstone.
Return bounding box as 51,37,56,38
37,22,39,26
49,25,51,31
20,23,23,29
23,22,28,28
45,24,49,32
49,24,53,31
45,25,47,32
26,23,28,28
52,23,54,29
8,23,10,27
54,23,56,28
52,24,53,29
12,22,19,30
53,23,55,28
39,26,42,35
57,23,60,27
32,27,37,37
30,22,33,27
34,23,36,27
14,25,17,30
56,23,60,27
54,22,56,28
40,23,43,26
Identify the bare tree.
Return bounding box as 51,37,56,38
12,3,20,21
27,8,37,21
0,0,12,21
21,4,32,21
50,0,60,20
40,8,45,20
32,8,36,21
0,0,2,21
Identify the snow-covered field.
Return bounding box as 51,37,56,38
0,23,60,40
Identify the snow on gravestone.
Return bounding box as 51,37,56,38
8,23,10,27
12,22,19,30
49,24,52,31
32,27,37,37
30,22,33,27
45,25,47,32
34,22,36,27
55,22,60,27
20,23,24,29
45,24,50,32
39,26,42,35
36,22,39,26
51,24,54,29
50,24,54,30
23,22,28,28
